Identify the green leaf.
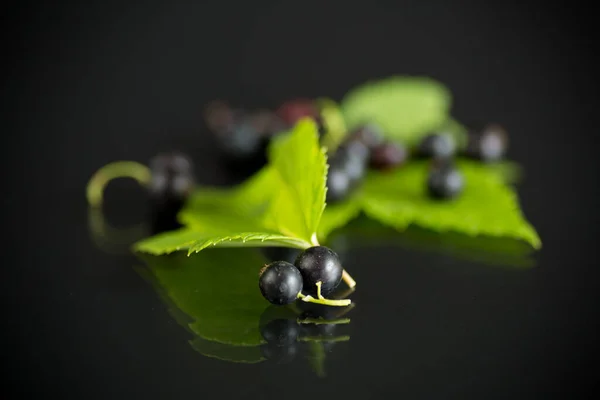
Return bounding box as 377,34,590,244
138,248,270,346
359,160,541,248
134,228,310,256
318,199,362,240
341,76,452,145
263,118,327,243
133,119,327,254
316,98,348,152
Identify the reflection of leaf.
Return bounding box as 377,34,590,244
133,119,325,254
360,160,540,248
327,217,536,268
306,342,326,378
138,248,270,346
189,337,265,364
341,76,452,145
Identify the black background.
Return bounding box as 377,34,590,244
2,0,599,398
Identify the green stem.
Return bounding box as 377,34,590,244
86,161,151,208
297,317,351,325
297,293,351,307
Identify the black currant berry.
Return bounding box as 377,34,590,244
294,246,343,297
330,147,366,184
148,152,195,199
427,161,464,199
148,152,195,233
259,261,303,305
464,124,508,162
325,166,352,204
369,140,408,171
260,318,300,346
348,123,385,150
416,133,455,159
276,99,319,127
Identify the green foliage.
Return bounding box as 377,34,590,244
359,160,540,248
138,248,270,346
134,119,326,254
341,76,453,145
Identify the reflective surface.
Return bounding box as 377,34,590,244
3,1,599,399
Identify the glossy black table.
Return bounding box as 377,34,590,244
3,1,598,398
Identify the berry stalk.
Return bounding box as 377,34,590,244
86,161,151,208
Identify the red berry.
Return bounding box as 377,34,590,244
276,99,319,127
369,141,408,171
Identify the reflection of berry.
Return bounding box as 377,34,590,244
416,133,455,159
259,261,303,305
427,161,464,199
464,124,508,162
294,246,343,297
369,141,408,171
260,318,299,346
260,342,298,364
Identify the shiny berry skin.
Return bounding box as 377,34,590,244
330,147,366,184
326,166,352,204
259,261,303,305
148,152,195,198
349,123,384,150
416,133,456,159
464,124,508,162
147,152,195,233
294,246,343,297
260,318,300,346
427,162,464,199
369,141,408,170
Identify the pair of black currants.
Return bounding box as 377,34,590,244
326,123,408,203
259,246,343,305
147,152,196,232
415,123,509,199
204,99,326,164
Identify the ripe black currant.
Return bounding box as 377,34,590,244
259,261,303,305
464,123,508,162
148,152,195,200
427,160,464,199
276,98,319,127
294,246,343,297
369,140,408,171
325,166,352,204
148,152,195,233
416,133,456,159
348,123,385,150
